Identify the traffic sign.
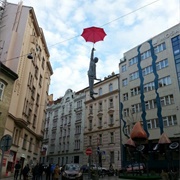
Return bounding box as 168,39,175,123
0,134,12,152
86,148,92,155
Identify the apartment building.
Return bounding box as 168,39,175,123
119,24,180,171
0,1,53,177
83,73,122,169
43,89,86,166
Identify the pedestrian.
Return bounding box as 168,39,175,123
53,164,61,180
46,164,51,180
14,161,21,180
22,164,30,180
161,169,169,180
32,163,39,180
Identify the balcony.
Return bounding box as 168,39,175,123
108,105,114,113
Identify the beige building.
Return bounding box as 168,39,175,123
0,1,53,177
83,73,122,170
119,24,180,171
0,62,18,137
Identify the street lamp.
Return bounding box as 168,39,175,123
116,74,123,170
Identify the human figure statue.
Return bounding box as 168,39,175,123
14,161,21,180
88,47,101,100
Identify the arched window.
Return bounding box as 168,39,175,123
109,83,113,92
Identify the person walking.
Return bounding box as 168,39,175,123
46,164,51,180
22,164,30,180
53,164,61,180
14,161,21,180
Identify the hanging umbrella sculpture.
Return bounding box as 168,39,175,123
81,26,107,100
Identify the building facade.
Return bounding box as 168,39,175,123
119,23,180,171
0,1,53,177
83,73,122,170
43,89,86,166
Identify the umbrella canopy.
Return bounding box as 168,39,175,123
81,26,107,44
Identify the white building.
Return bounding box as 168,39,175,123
42,89,86,166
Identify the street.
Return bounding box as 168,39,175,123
1,174,129,180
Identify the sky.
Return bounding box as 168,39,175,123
7,0,180,100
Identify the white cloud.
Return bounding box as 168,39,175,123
8,0,180,99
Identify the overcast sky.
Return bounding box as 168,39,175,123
8,0,180,100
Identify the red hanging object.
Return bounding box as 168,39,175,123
81,26,107,44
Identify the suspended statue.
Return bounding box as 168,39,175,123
81,26,106,100
88,47,101,100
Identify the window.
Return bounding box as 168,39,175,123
89,136,92,146
29,138,33,152
0,81,5,100
142,65,153,76
160,94,174,106
22,134,28,149
99,134,102,144
33,114,37,127
98,117,102,127
131,86,140,96
154,42,166,53
109,83,113,92
35,66,38,79
39,75,42,87
141,50,151,60
158,76,171,87
75,125,81,134
110,151,114,163
89,120,92,130
99,88,102,96
129,56,138,66
156,59,168,70
109,114,114,125
129,71,139,81
77,100,82,108
123,93,128,101
123,108,129,117
75,140,80,150
89,105,93,114
98,102,103,112
110,132,114,143
121,64,127,72
122,78,128,86
144,82,155,92
109,98,113,108
42,57,45,69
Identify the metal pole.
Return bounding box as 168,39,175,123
116,74,123,170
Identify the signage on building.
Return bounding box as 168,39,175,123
0,134,12,152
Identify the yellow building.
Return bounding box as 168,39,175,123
0,1,53,177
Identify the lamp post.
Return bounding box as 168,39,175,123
116,74,123,170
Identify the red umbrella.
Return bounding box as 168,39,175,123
81,26,107,44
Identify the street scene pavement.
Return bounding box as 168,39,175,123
0,174,127,180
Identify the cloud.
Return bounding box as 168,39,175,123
8,0,180,100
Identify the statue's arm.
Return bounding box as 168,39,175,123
90,48,95,60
